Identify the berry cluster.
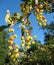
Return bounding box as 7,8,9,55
20,1,47,26
34,4,47,26
20,3,32,17
8,26,19,62
20,22,37,50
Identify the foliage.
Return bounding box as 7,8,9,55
44,22,54,65
0,31,9,65
44,22,54,45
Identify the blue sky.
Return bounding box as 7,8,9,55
0,0,54,47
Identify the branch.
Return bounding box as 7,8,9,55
0,25,10,32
